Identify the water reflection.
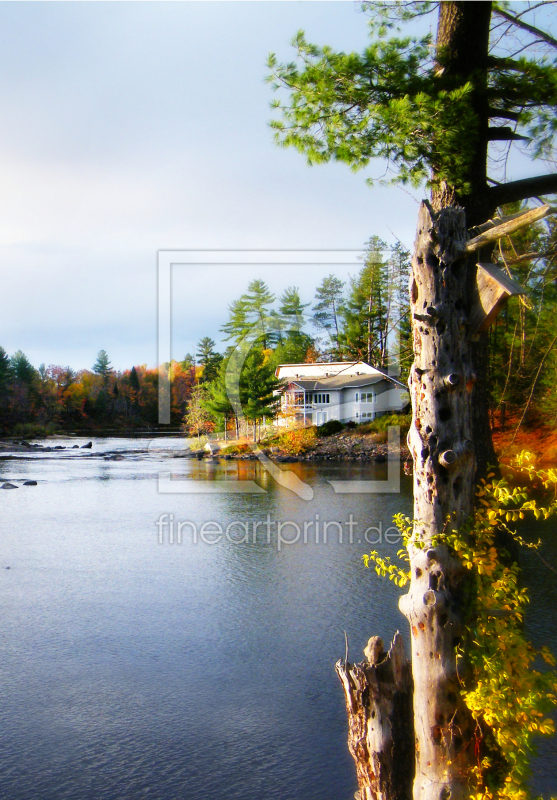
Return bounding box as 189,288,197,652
0,443,554,799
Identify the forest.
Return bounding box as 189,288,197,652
1,213,556,441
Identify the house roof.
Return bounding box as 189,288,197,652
275,360,383,379
284,373,406,391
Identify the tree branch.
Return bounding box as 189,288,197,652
465,204,555,253
488,127,530,142
489,174,557,207
488,107,521,122
493,7,557,49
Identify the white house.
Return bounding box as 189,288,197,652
275,361,409,426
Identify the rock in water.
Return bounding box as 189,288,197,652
1,482,18,490
81,441,93,449
23,480,37,486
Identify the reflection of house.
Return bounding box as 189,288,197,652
275,361,409,426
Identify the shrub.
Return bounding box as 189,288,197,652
220,442,251,456
13,422,59,438
278,426,317,455
357,413,411,436
317,419,344,437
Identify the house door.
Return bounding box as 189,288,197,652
316,411,328,425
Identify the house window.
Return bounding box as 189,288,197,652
361,391,375,403
355,392,359,402
361,411,375,419
314,393,330,404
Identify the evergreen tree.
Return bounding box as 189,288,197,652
489,208,557,427
312,275,345,358
220,298,250,343
203,356,236,435
92,350,113,380
0,347,13,390
10,351,37,385
341,236,390,366
388,242,412,380
239,348,281,440
180,353,195,370
129,366,140,392
221,281,276,349
196,337,223,384
273,286,314,366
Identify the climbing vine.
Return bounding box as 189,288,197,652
364,453,557,800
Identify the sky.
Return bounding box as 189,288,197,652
0,1,547,372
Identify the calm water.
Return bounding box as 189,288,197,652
0,438,555,799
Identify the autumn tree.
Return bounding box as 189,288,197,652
268,3,557,800
182,384,214,440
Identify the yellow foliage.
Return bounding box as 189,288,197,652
364,452,557,800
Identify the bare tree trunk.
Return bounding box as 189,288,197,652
401,202,477,800
336,633,414,800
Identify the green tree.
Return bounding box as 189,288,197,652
203,356,236,436
129,366,140,392
489,208,557,429
92,350,113,380
221,297,250,344
388,241,412,380
341,236,390,366
10,351,36,385
0,347,13,390
180,353,195,370
312,275,345,358
239,348,281,441
196,337,223,384
272,286,314,366
221,281,277,349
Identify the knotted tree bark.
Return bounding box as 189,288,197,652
335,633,414,800
338,202,478,800
400,202,477,800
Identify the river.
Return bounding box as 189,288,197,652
0,437,555,799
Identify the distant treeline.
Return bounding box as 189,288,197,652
2,215,556,438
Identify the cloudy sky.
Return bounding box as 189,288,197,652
0,1,537,372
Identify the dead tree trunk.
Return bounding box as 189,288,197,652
337,203,477,800
399,202,477,800
336,633,414,800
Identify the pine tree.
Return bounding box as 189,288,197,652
273,286,314,366
239,348,281,441
92,350,113,380
312,275,345,358
203,357,236,435
0,347,13,391
220,298,251,344
10,351,37,386
341,236,390,366
129,366,140,392
196,337,223,384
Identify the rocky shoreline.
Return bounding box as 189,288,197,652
202,430,411,464
0,431,411,465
